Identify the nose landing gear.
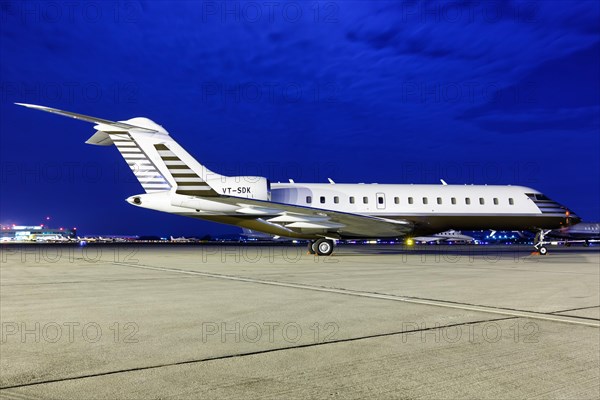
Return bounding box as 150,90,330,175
533,229,551,255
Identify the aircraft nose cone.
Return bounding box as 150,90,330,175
566,211,581,226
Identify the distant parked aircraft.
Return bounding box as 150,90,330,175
35,235,69,242
548,222,600,246
170,236,194,243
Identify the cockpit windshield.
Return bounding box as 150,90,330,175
526,193,552,202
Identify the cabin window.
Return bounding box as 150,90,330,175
509,198,514,205
408,197,413,204
422,197,428,205
378,196,384,204
479,198,485,205
437,197,442,205
451,197,456,205
394,197,399,204
349,196,355,204
320,196,326,204
363,196,369,204
306,196,312,204
334,196,339,204
493,198,499,205
465,198,471,205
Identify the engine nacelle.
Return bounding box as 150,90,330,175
206,176,271,200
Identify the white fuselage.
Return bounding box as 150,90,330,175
130,182,573,238
270,183,537,216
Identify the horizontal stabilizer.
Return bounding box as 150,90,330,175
85,131,114,146
15,103,159,133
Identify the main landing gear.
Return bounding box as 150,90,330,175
308,239,335,256
533,229,551,255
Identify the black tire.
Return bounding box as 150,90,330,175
314,239,334,256
307,241,316,254
539,246,548,255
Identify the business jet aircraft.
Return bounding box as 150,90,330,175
16,103,580,256
170,236,195,243
548,222,600,247
35,235,69,243
241,228,293,242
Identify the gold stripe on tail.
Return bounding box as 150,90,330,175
154,144,219,197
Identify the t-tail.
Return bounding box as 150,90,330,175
15,103,224,196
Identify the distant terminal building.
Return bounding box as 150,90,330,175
0,225,76,242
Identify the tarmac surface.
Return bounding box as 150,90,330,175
1,244,599,399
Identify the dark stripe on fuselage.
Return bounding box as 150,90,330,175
386,214,571,236
532,200,568,215
174,213,573,240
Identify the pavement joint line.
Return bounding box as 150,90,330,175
110,261,600,328
0,316,515,391
547,313,599,321
0,276,185,287
551,305,600,312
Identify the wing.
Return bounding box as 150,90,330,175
204,196,413,239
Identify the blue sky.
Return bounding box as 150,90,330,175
1,1,599,236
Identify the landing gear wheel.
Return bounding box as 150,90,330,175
307,241,316,254
533,229,551,255
314,239,334,256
